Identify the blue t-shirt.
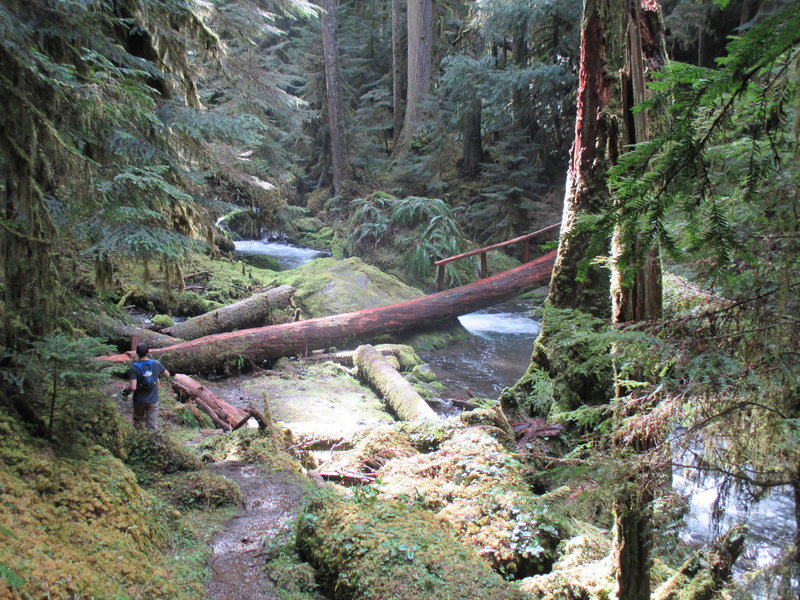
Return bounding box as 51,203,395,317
128,359,165,405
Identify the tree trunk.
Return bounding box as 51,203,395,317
321,0,349,194
391,0,406,146
171,373,247,430
163,285,295,340
397,0,435,151
611,0,667,324
99,250,556,373
353,344,438,421
462,96,483,178
613,487,652,600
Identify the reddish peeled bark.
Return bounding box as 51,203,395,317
99,251,556,374
172,374,247,430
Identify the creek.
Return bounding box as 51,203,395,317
235,237,795,596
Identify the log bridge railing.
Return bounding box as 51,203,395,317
434,222,561,291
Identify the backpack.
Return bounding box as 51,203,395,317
133,359,158,389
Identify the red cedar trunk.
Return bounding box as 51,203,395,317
397,0,435,150
171,373,247,430
99,250,556,374
321,0,348,194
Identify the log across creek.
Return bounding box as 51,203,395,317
100,250,556,374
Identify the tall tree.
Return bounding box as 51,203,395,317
397,0,437,151
392,0,407,145
321,0,350,194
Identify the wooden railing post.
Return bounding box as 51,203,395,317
480,252,488,279
523,238,530,263
437,264,445,292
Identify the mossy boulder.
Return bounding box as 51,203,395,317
151,314,175,329
240,253,282,271
296,492,528,600
263,257,424,318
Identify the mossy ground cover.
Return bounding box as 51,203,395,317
0,410,223,599
296,491,529,600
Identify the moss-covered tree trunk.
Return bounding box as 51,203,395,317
506,0,627,415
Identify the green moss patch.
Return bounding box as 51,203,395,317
156,470,243,509
0,410,206,599
123,430,203,482
296,492,528,600
260,256,424,318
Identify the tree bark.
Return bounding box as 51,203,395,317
353,344,438,421
171,373,247,430
462,96,483,178
99,250,556,373
391,0,406,146
163,285,295,340
397,0,435,151
321,0,349,194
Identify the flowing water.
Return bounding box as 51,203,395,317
234,238,326,270
242,239,795,596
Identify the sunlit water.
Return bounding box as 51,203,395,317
240,240,795,595
421,299,540,400
234,239,325,270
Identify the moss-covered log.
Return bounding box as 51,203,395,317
171,374,247,430
296,493,528,600
353,344,438,422
162,285,295,340
98,251,555,373
303,344,423,370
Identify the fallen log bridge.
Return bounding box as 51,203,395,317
100,250,555,374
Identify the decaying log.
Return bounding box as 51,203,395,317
303,344,421,370
653,524,747,600
163,285,296,340
98,251,555,374
171,374,247,431
353,344,438,421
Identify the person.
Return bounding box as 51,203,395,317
123,342,170,430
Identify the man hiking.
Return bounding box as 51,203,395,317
123,342,170,430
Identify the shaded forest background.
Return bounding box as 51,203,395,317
1,0,799,597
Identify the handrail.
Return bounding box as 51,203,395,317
434,222,561,291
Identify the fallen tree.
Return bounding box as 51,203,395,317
163,285,296,340
353,344,438,421
99,250,555,373
171,374,247,430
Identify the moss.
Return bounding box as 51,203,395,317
240,253,282,271
156,470,243,509
151,313,175,328
0,409,207,599
259,256,424,318
123,430,203,482
296,492,528,600
198,428,302,471
376,426,562,578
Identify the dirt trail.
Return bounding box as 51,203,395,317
205,461,307,600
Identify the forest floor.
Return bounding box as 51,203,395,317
204,462,307,600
